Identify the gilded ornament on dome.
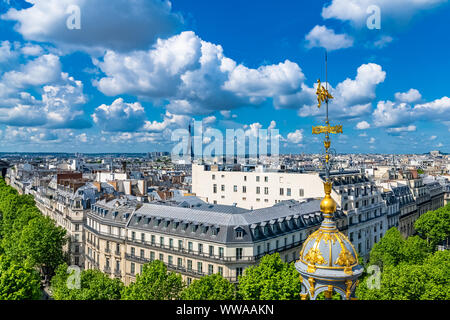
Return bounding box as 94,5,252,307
335,247,356,268
304,247,326,265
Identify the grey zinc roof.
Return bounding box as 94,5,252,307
90,197,344,245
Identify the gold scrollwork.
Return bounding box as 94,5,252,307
308,277,315,297
304,247,326,265
335,247,356,275
312,125,343,135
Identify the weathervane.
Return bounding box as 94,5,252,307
312,52,343,181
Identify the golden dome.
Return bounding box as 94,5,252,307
295,181,363,300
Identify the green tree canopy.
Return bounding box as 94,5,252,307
18,216,66,274
0,179,67,281
51,264,123,300
121,260,184,300
369,227,431,269
0,255,41,300
181,273,235,300
237,253,301,300
415,204,450,248
356,250,450,300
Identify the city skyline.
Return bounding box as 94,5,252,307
0,0,449,154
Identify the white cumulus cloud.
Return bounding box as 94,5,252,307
305,25,354,51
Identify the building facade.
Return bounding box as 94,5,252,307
84,198,347,285
192,164,387,258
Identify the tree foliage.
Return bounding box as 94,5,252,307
0,255,41,300
51,263,123,300
368,227,431,269
0,178,67,299
181,273,235,300
415,204,450,248
121,260,184,300
358,211,450,301
356,250,450,300
237,253,301,300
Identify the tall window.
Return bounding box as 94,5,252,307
219,247,224,258
242,186,247,193
236,248,243,260
213,184,217,193
209,245,214,256
256,186,260,194
287,188,291,196
208,264,214,275
236,267,243,278
197,262,203,273
221,185,225,192
233,185,237,192
131,263,135,275
280,188,284,196
299,189,304,197
264,187,269,195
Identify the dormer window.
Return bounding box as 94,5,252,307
235,227,244,239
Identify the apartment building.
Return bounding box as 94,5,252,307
327,171,387,258
381,191,400,229
426,182,445,211
392,185,417,237
192,163,327,210
85,198,135,279
84,197,347,285
30,174,117,268
192,163,387,257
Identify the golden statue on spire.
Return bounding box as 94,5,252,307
316,79,333,109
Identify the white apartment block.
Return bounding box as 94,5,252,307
192,163,388,258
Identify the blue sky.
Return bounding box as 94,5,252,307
0,0,449,154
